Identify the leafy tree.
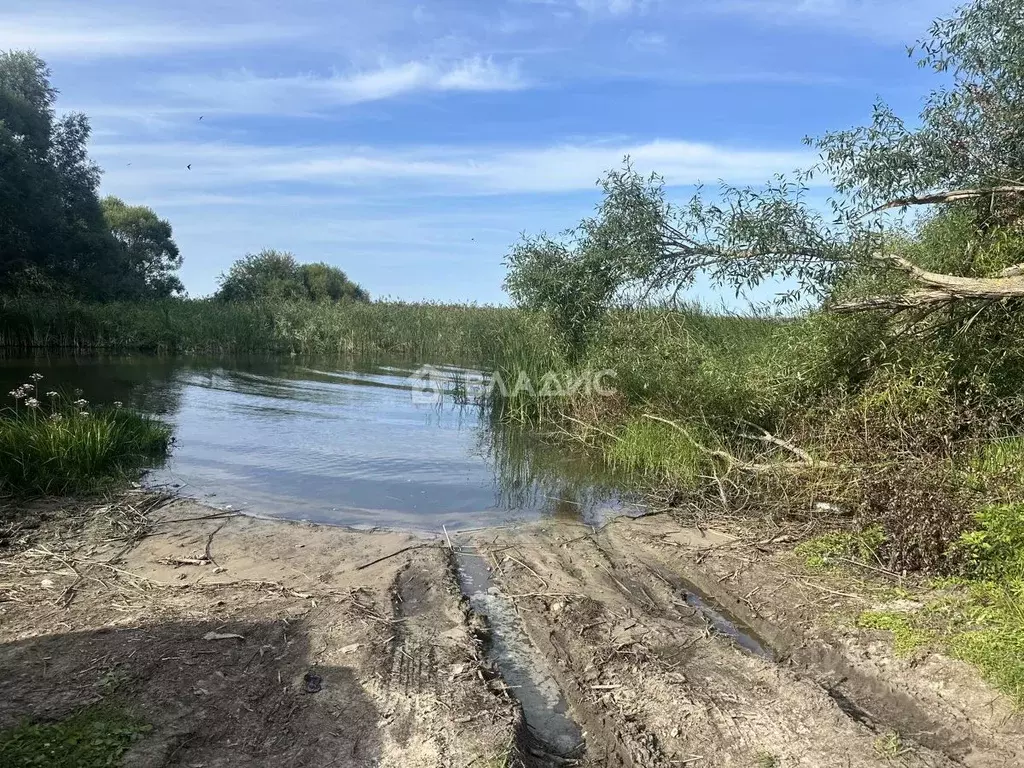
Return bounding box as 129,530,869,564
0,50,122,299
299,262,369,303
217,250,369,302
505,0,1024,348
101,197,184,298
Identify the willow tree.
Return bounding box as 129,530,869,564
505,0,1024,346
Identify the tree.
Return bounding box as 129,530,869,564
505,0,1024,337
299,262,369,303
0,50,122,299
216,250,369,302
102,197,184,298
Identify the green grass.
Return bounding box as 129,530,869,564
0,705,150,767
842,508,1024,705
856,611,935,657
0,378,171,497
794,527,886,570
0,296,528,360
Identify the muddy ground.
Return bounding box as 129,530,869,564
1,494,1022,767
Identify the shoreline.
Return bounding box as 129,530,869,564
1,492,1022,766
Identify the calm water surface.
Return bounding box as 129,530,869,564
1,356,629,531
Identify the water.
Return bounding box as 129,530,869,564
0,355,630,530
455,549,585,758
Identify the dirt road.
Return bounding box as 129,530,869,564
1,496,1021,766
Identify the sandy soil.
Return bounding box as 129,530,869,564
0,493,525,767
1,495,1022,767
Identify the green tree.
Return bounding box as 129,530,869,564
101,197,184,298
0,50,121,299
505,0,1024,350
299,262,369,303
216,250,369,302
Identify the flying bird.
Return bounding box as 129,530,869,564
186,164,192,170
199,115,204,121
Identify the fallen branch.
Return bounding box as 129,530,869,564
643,414,839,473
870,185,1024,213
354,543,435,571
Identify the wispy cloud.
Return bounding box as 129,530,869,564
0,11,303,57
92,138,814,200
158,57,527,115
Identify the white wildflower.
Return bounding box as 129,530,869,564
73,398,89,408
28,373,43,381
46,391,59,398
79,411,90,418
113,401,123,408
9,389,24,399
25,398,39,408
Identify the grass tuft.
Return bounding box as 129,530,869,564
0,377,171,497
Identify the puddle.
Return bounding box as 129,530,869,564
676,580,775,661
454,549,585,760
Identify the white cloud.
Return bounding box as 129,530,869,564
627,31,667,51
159,57,527,115
576,0,638,15
0,12,302,57
92,137,814,200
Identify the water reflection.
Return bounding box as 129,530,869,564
0,355,630,530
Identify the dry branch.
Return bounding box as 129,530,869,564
830,251,1024,313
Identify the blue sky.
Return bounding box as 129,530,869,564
6,0,958,302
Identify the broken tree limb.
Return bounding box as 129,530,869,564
642,414,838,473
830,251,1024,313
869,185,1024,213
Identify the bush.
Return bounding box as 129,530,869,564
0,375,171,496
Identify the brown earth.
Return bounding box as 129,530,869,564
457,515,1024,767
1,494,1022,767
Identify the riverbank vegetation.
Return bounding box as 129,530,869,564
492,0,1024,699
0,377,171,497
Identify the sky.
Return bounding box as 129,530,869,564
4,0,960,303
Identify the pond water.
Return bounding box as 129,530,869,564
0,356,631,531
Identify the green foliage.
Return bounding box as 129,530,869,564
856,611,935,657
953,504,1024,581
945,579,1024,705
0,706,150,768
101,197,184,298
0,51,183,301
0,376,171,496
604,417,710,485
217,250,368,304
0,296,527,360
502,163,663,354
795,527,886,570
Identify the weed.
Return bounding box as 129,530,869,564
873,730,905,758
0,705,150,768
755,750,781,768
795,527,885,570
856,611,934,657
